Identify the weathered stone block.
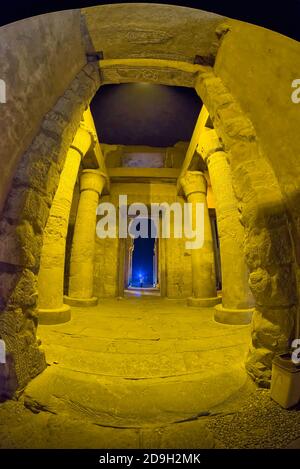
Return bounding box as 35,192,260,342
14,151,61,203
245,226,294,269
0,272,19,311
249,265,297,308
0,308,25,334
251,307,293,351
3,187,50,233
245,344,274,387
0,220,42,269
8,269,37,308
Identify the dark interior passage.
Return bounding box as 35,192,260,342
130,219,157,288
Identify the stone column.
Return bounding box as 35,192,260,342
38,126,94,324
65,169,106,306
180,171,221,307
198,129,254,324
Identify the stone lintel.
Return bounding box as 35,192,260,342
107,167,180,184
98,59,211,89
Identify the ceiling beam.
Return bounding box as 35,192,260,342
98,58,212,87
99,58,210,74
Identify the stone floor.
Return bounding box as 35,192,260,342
0,296,299,448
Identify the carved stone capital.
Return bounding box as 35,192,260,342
79,121,98,145
180,171,207,197
80,169,107,194
70,124,95,158
197,129,223,161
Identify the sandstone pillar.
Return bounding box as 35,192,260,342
180,171,221,307
198,129,254,324
65,169,106,306
38,126,94,324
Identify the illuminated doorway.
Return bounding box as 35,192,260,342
126,218,159,293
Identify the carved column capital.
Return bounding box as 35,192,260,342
197,129,223,162
180,171,207,198
80,169,107,194
69,123,96,158
79,121,98,146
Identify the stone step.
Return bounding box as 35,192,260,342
40,327,250,354
24,362,248,427
42,342,248,378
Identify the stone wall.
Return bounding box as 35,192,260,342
215,19,300,216
0,10,87,213
82,4,225,63
101,143,188,169
0,63,100,396
93,183,192,299
165,226,192,299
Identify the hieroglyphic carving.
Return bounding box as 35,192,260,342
125,29,173,44
128,51,193,63
91,26,173,47
101,66,196,87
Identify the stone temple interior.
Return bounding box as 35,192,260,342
0,2,300,449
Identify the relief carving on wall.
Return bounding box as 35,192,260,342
129,51,192,63
125,29,173,44
101,66,196,87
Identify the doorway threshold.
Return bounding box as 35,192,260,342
124,287,161,297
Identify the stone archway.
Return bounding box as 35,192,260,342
195,71,297,386
0,62,101,396
0,4,298,396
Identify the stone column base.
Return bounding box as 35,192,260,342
187,296,222,307
38,304,71,325
214,304,254,325
64,295,98,307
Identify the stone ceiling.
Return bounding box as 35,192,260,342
81,4,226,63
83,4,216,147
